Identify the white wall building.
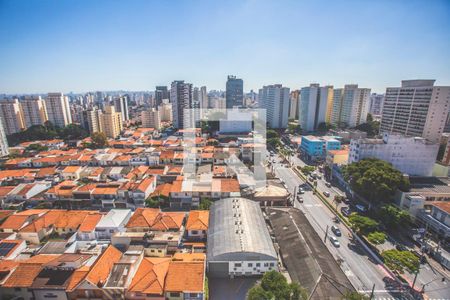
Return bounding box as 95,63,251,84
20,96,48,128
0,119,9,156
219,108,252,133
45,93,72,128
0,99,25,135
94,209,132,240
380,80,450,144
369,93,384,118
298,84,333,132
349,133,439,176
331,84,370,128
141,108,161,129
258,84,290,129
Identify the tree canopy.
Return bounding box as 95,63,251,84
381,249,420,274
353,115,380,137
317,122,335,133
90,132,109,149
248,270,308,300
341,291,370,300
348,213,378,234
342,158,409,203
199,198,212,210
378,204,411,228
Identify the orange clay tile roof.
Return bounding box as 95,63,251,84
19,210,64,233
36,167,57,177
62,166,81,173
14,209,49,216
0,259,19,272
151,183,172,198
126,208,185,231
134,177,154,192
151,212,185,231
126,208,160,228
78,213,103,232
85,245,122,287
66,265,90,291
186,211,209,231
2,254,60,288
167,166,183,174
159,151,174,160
201,152,214,159
92,186,119,195
172,253,206,262
53,210,94,230
212,178,240,193
127,257,171,294
0,186,14,198
430,201,450,214
0,209,15,220
165,261,205,292
0,215,31,231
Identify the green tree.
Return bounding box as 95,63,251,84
59,124,89,140
288,123,302,135
199,198,212,210
367,231,386,244
381,249,420,274
268,138,282,149
341,291,370,300
342,158,410,203
378,204,411,227
90,132,109,148
348,213,378,234
267,129,279,139
317,122,335,133
300,166,315,175
26,143,48,152
248,270,308,300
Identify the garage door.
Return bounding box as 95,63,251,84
208,262,229,278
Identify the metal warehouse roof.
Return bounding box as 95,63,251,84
207,197,277,262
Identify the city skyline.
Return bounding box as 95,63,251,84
1,0,450,94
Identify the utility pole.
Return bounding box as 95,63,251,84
369,283,375,300
324,225,329,242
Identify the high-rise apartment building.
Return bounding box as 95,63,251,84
298,84,333,132
0,119,8,156
114,96,129,122
226,75,243,108
155,86,169,107
171,80,194,129
86,107,103,134
20,96,48,127
100,105,122,138
368,93,384,118
380,80,450,143
141,108,161,130
45,93,72,128
0,99,25,135
200,86,208,110
158,100,173,122
331,84,370,128
258,84,290,129
289,90,300,120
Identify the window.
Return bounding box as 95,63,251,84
234,263,242,267
170,292,181,297
269,262,275,267
248,263,253,267
256,263,260,267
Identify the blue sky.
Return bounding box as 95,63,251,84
0,0,449,94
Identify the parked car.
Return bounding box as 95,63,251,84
329,236,340,247
325,182,331,188
331,225,342,236
341,207,351,217
298,196,304,203
356,204,367,213
298,187,305,194
323,191,330,197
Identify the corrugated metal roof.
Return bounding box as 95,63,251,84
207,197,277,262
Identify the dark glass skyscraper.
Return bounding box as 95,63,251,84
226,75,243,108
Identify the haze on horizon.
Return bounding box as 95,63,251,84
0,0,449,94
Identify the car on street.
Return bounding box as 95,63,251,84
331,225,342,236
317,174,322,179
325,182,331,188
297,196,303,203
341,207,351,217
323,191,330,197
329,236,340,247
298,187,305,194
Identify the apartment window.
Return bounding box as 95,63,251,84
256,263,261,267
170,292,180,297
235,263,242,267
248,263,253,267
269,262,275,267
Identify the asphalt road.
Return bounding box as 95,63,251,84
269,153,411,300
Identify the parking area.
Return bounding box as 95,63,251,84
266,207,354,299
208,277,258,300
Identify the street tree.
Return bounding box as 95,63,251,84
378,204,411,228
381,249,420,274
90,132,109,148
348,213,378,234
248,270,308,300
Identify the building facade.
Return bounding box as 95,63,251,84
0,99,25,135
141,108,161,130
155,86,169,107
380,80,450,144
289,90,300,120
114,96,129,122
300,135,341,162
45,93,72,128
0,119,9,156
298,84,332,132
20,96,48,128
331,84,370,128
86,107,103,134
258,84,290,129
171,80,194,129
226,75,243,108
368,93,384,118
349,133,439,176
100,105,123,138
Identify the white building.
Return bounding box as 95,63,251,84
20,96,48,128
114,96,129,122
380,80,450,144
289,90,300,120
0,99,25,135
369,93,384,118
158,100,172,122
86,107,103,134
94,209,132,240
331,84,371,128
219,108,252,133
0,119,9,156
171,80,195,129
45,93,72,128
349,133,439,176
298,84,333,132
141,108,161,129
258,84,290,129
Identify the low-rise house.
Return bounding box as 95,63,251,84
185,211,209,240
418,202,450,240
0,239,26,260
95,209,132,240
164,259,205,300
77,212,104,241
125,208,185,233
60,166,83,180
18,210,66,244
0,209,48,233
5,182,51,208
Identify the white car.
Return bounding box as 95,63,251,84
323,191,330,197
329,236,340,247
325,182,331,188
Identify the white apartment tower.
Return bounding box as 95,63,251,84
171,80,194,129
349,133,439,177
20,96,48,127
0,119,9,156
45,93,72,128
158,100,173,122
258,84,290,129
114,96,129,122
298,84,333,132
331,84,371,128
0,99,25,135
380,80,450,144
289,90,300,120
369,93,384,118
141,108,161,130
86,107,103,134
